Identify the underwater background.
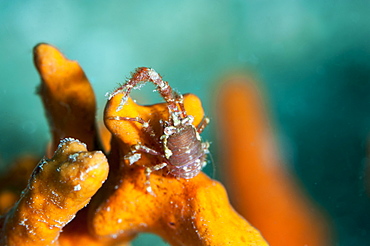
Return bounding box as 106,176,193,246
1,0,370,245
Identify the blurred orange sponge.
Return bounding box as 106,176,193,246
216,74,332,246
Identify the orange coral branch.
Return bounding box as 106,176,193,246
88,92,269,245
0,138,109,246
1,43,269,245
216,75,331,246
33,43,98,154
30,43,125,246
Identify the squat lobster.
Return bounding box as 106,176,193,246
107,67,210,193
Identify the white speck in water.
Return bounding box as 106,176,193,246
21,121,37,134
